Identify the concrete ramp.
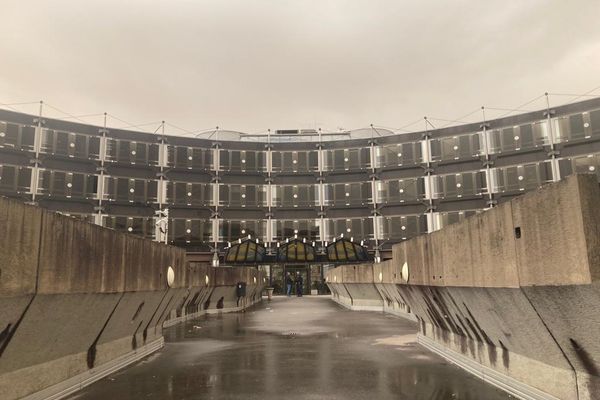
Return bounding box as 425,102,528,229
0,197,265,400
327,174,600,400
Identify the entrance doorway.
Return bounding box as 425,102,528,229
284,265,310,296
268,264,329,296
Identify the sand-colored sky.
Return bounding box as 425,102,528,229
1,0,599,134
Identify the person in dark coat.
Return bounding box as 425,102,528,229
295,272,303,297
285,272,293,297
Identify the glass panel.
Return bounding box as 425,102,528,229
492,161,553,193
378,215,428,241
0,122,36,152
376,178,425,203
322,182,372,206
219,184,266,207
169,146,214,170
103,177,158,203
323,147,371,171
272,184,318,207
438,210,480,229
220,150,266,172
555,110,600,142
375,142,423,168
274,219,320,242
102,216,155,239
271,150,318,173
488,121,548,153
165,182,213,206
430,133,481,161
219,220,267,242
325,218,373,242
169,218,212,244
0,165,32,194
432,171,487,199
106,139,159,165
559,154,600,182
37,170,97,199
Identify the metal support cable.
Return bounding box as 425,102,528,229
547,93,599,98
548,85,600,107
105,113,136,128
0,100,40,112
484,106,535,113
395,117,425,133
438,107,482,128
43,102,99,125
427,115,474,127
494,94,546,119
1,87,599,143
117,120,164,130
60,113,106,121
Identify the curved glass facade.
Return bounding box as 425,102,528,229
1,97,600,257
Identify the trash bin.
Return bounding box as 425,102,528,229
265,287,274,300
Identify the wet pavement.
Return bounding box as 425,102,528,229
69,297,511,400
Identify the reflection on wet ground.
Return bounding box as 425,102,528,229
70,297,511,400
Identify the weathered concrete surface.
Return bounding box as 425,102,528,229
327,265,378,311
511,175,597,286
0,196,264,400
327,175,600,400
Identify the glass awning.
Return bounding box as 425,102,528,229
222,237,370,265
326,238,369,262
224,240,266,263
277,239,316,262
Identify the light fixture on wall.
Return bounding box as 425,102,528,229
374,249,381,263
212,252,219,267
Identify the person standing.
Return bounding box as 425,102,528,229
285,272,293,297
296,272,303,297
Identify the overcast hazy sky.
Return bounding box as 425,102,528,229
1,0,600,134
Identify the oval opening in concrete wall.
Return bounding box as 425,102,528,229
378,272,383,282
205,275,210,285
167,266,175,287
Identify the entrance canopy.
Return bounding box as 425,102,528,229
277,239,315,262
326,238,369,262
222,237,370,265
224,240,266,263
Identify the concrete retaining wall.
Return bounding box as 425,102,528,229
326,174,600,400
0,197,265,400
